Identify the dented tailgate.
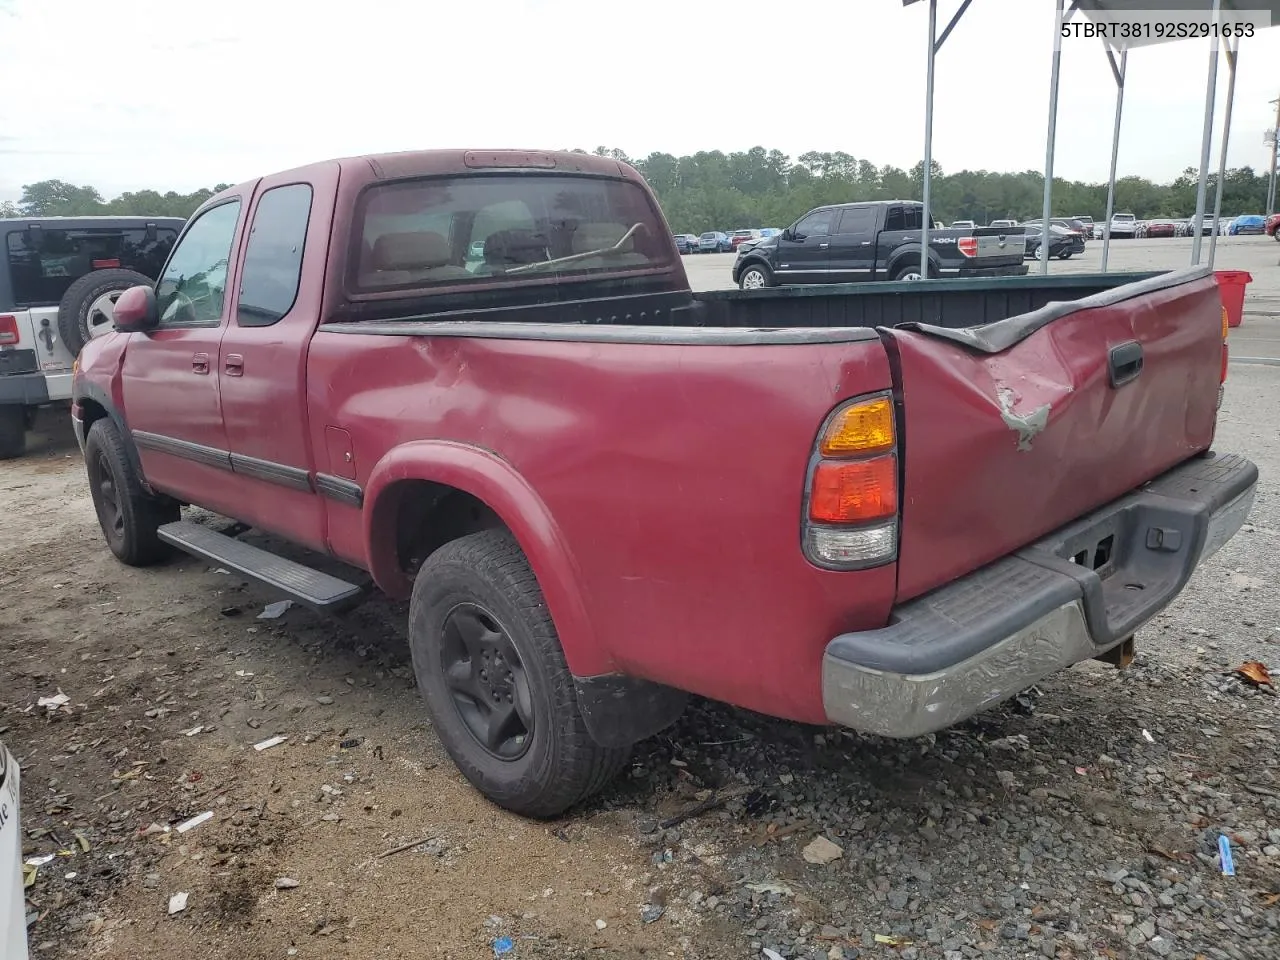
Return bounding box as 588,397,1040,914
884,268,1225,604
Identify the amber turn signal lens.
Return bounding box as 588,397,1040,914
1222,305,1229,340
809,455,898,523
820,397,894,456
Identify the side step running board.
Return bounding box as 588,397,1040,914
158,520,365,613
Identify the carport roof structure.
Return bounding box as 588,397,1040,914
902,0,1280,277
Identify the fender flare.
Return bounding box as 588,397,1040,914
362,439,613,677
885,247,941,278
73,379,148,487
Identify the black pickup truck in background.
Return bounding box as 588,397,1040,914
732,200,1028,289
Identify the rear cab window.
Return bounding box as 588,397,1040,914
4,225,178,308
350,174,673,295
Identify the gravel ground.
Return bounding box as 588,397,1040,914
2,366,1278,960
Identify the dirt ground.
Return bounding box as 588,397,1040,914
2,412,749,960
4,363,1280,960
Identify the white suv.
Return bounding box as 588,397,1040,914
1109,213,1137,239
0,216,185,459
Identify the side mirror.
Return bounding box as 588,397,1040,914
781,228,795,242
113,284,159,333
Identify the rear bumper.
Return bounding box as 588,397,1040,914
954,263,1029,278
822,452,1257,738
0,372,50,406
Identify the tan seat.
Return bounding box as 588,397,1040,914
361,231,471,286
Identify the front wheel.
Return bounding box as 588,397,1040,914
84,418,178,565
738,263,773,290
409,530,629,819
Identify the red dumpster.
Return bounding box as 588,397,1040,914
1214,270,1253,328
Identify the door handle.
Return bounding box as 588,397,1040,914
818,242,829,249
192,353,210,375
224,354,244,377
1108,341,1143,388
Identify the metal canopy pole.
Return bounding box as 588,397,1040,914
919,0,972,280
1208,35,1238,270
920,0,938,279
1190,0,1222,266
1100,45,1127,273
1038,0,1073,275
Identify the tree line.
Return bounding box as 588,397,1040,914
5,148,1271,235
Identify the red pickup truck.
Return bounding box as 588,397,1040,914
71,149,1256,818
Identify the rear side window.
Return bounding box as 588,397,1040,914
237,184,313,327
884,206,924,232
835,208,876,235
350,174,672,294
5,226,178,308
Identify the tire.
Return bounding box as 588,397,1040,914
84,418,178,566
408,530,629,819
57,268,154,356
738,262,773,290
1058,249,1073,260
893,262,928,281
0,405,26,460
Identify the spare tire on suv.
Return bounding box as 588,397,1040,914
57,268,154,356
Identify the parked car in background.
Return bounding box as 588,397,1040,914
989,219,1018,230
1228,215,1266,236
0,216,186,459
1021,222,1084,260
1266,213,1280,238
733,200,1027,288
1,740,26,960
759,228,783,238
697,231,732,253
1051,218,1090,242
1187,215,1219,236
1109,213,1137,239
1144,220,1178,239
729,229,762,250
1072,215,1095,237
673,234,699,254
951,220,976,230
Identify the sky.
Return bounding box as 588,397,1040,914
1,0,1279,203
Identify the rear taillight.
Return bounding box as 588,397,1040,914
957,237,978,257
0,315,17,346
803,393,900,570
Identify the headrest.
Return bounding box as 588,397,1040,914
369,231,450,271
484,229,550,267
572,222,631,255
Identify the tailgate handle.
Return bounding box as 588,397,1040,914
1108,341,1144,388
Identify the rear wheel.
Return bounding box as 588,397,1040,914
409,530,629,818
738,263,773,290
1058,249,1073,260
893,262,927,281
84,418,178,566
0,406,26,460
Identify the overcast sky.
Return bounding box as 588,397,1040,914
2,0,1279,203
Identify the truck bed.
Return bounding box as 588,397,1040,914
691,271,1166,330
